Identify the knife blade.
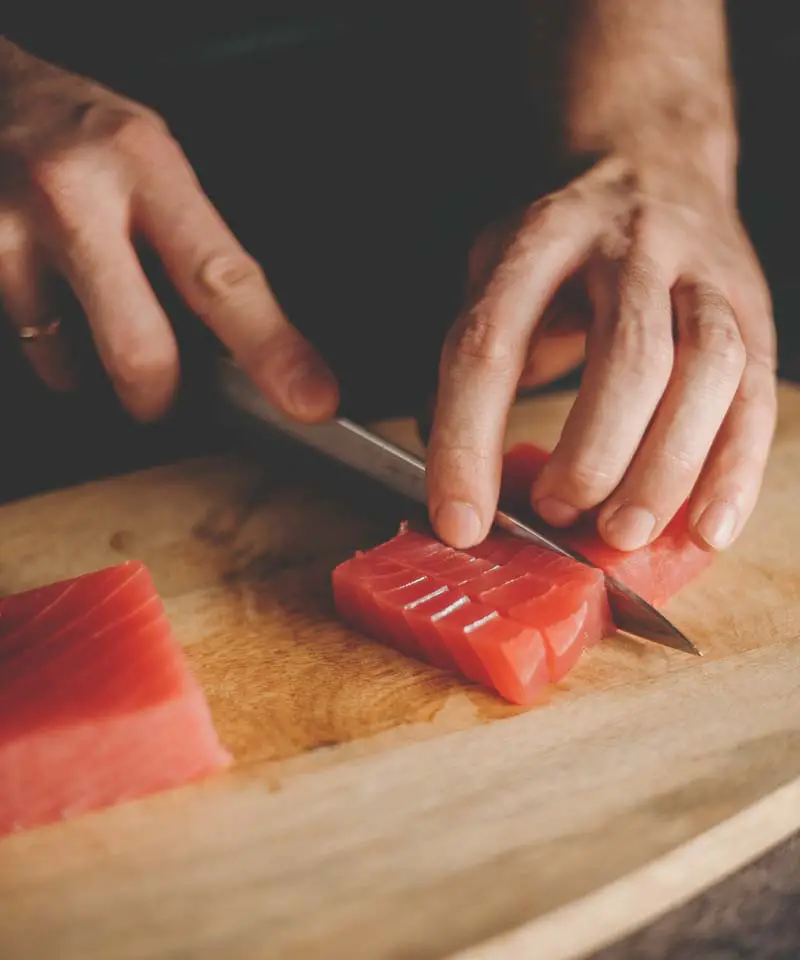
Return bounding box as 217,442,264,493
216,358,701,656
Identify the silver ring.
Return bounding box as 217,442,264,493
18,317,62,342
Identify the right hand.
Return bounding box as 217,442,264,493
0,39,339,421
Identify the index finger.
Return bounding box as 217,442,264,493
426,196,601,548
130,132,338,422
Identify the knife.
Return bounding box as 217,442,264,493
216,358,701,656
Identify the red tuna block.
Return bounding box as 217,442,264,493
363,527,501,586
507,578,611,681
362,525,439,565
333,557,431,658
333,553,550,704
500,443,550,508
332,557,422,630
410,591,549,705
402,588,474,672
0,561,231,837
464,615,549,705
334,528,610,701
500,443,714,605
402,548,499,587
563,504,713,607
461,539,611,681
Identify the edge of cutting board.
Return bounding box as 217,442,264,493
449,775,800,960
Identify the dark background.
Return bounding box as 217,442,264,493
3,2,798,504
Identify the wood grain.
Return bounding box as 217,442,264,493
0,384,799,960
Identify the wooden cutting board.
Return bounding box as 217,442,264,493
1,385,799,960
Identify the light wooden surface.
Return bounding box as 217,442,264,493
0,385,799,960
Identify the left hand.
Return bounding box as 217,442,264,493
426,153,777,553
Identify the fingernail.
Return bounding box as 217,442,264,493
696,499,738,550
434,500,483,548
535,497,581,527
603,504,657,551
286,356,338,418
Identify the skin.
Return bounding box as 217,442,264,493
426,0,777,555
0,3,777,558
0,38,339,423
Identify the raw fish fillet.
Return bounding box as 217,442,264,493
499,443,714,606
333,526,609,703
500,443,550,510
0,561,231,837
333,442,713,702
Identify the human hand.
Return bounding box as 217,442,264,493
0,40,338,421
426,153,776,553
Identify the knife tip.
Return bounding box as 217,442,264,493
676,633,703,657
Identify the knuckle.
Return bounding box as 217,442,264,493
628,205,660,244
561,460,619,506
130,105,172,138
433,438,492,470
24,105,176,200
703,323,746,375
27,149,86,199
604,286,674,380
195,252,267,305
521,193,561,230
693,286,734,320
430,439,492,488
520,191,578,240
96,108,175,161
598,200,657,262
444,309,515,379
684,293,746,375
656,446,701,480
